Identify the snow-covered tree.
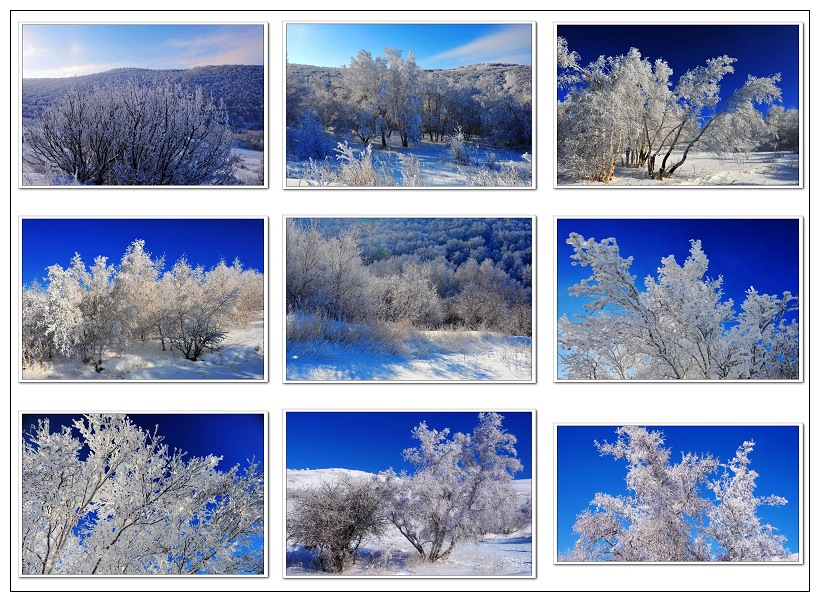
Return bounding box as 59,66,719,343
286,474,387,573
557,37,783,183
383,47,423,147
559,233,798,379
21,414,263,575
705,441,789,561
341,50,389,146
563,427,790,562
384,412,523,562
116,239,164,343
762,106,800,152
21,282,52,368
162,256,239,361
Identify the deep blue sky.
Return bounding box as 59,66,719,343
22,413,265,471
286,411,533,479
557,24,800,111
287,23,532,69
556,425,801,557
22,218,265,287
557,218,801,322
23,24,264,79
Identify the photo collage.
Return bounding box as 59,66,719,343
8,9,809,595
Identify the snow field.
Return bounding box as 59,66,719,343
286,328,532,381
559,151,799,186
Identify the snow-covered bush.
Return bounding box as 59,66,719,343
399,153,424,186
287,474,387,573
286,110,336,159
447,125,472,165
27,81,237,185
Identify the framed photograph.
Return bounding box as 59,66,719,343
555,217,801,381
555,424,801,563
20,412,266,575
285,216,534,382
20,23,266,187
285,22,534,188
556,23,801,187
286,410,534,576
20,217,267,381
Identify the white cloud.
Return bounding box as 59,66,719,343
425,25,532,67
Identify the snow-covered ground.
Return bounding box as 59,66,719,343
286,469,533,577
286,134,532,187
558,151,800,186
232,147,264,185
22,316,264,380
286,329,532,381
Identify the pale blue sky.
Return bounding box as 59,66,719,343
22,24,264,78
286,23,532,69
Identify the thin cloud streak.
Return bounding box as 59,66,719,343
425,25,531,66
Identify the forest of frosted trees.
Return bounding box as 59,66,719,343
22,240,264,373
557,37,798,184
287,50,532,186
286,218,532,353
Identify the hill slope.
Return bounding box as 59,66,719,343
22,65,264,128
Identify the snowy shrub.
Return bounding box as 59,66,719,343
162,258,239,361
287,474,387,573
27,81,237,185
287,110,336,159
335,141,387,186
447,125,472,165
399,153,424,186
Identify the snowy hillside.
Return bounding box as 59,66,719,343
286,329,532,381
